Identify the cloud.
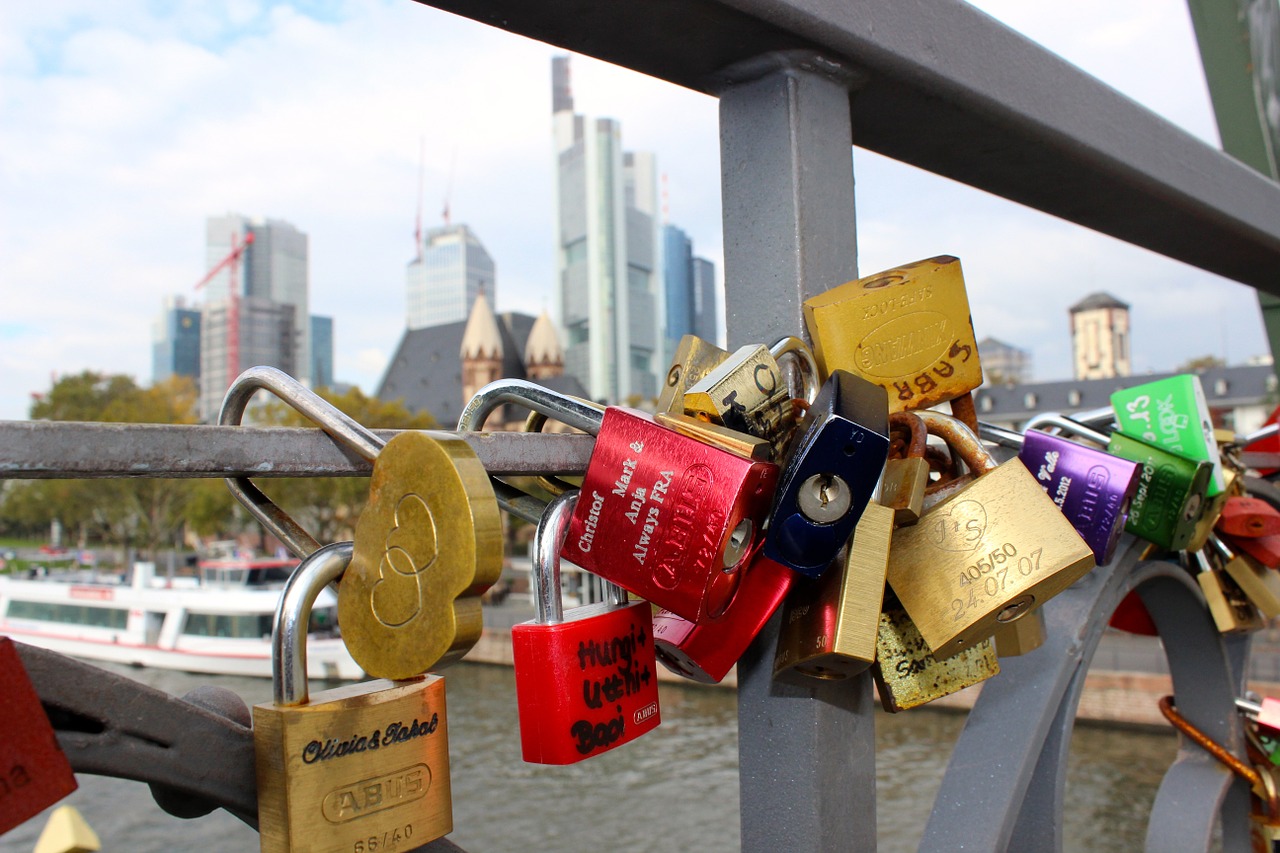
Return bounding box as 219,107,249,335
0,0,1266,426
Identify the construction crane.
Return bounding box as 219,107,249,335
194,230,255,395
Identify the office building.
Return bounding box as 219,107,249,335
152,296,201,384
692,257,718,345
311,315,334,389
407,224,496,329
552,55,664,402
662,224,720,359
199,214,309,420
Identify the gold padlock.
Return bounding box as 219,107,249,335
991,608,1046,657
1194,549,1264,634
683,343,796,457
871,599,999,712
1213,535,1280,618
255,543,451,853
339,431,503,680
881,411,930,526
802,255,983,416
653,410,773,461
772,502,894,683
656,335,729,414
887,411,1095,658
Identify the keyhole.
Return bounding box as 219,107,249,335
797,472,851,523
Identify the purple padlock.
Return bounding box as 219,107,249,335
981,420,1141,565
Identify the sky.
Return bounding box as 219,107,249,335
1,0,1271,422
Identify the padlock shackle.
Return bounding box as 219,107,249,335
1068,405,1117,432
915,410,998,475
1209,533,1236,562
1236,696,1264,716
274,540,352,707
977,421,1025,450
458,379,604,435
1241,422,1280,447
1022,412,1111,447
890,411,928,458
220,367,386,559
769,336,820,404
531,490,579,625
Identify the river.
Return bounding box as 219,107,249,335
1,661,1177,852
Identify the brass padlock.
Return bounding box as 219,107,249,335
772,502,894,683
339,431,503,680
1194,549,1264,634
991,608,1046,657
683,343,797,457
256,542,451,853
802,255,983,416
887,411,1095,658
1213,535,1280,618
656,335,730,415
871,599,999,712
881,411,930,526
653,410,773,461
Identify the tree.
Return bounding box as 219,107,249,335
14,372,232,559
252,387,437,545
1177,354,1226,372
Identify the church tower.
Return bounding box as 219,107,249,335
460,289,504,423
1070,292,1131,380
524,310,565,381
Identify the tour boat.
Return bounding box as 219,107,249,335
0,557,364,680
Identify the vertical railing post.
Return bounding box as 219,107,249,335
715,52,871,852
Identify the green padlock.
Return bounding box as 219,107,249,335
1111,374,1225,497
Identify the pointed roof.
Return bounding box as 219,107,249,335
524,310,563,365
460,290,503,360
1070,292,1129,312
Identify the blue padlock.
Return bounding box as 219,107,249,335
762,369,889,577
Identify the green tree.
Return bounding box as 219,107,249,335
1177,354,1227,372
253,387,437,544
10,372,233,559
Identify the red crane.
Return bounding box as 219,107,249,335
194,230,255,394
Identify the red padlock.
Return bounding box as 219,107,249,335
458,379,780,623
1108,590,1159,636
652,550,795,684
1,637,78,834
1216,496,1280,539
1220,530,1280,569
511,490,661,764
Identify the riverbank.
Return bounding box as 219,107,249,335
474,598,1280,729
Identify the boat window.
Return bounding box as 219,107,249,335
309,606,339,637
247,567,293,586
7,601,128,630
182,612,274,639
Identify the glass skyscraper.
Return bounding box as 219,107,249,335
152,296,201,384
406,225,495,329
552,55,663,403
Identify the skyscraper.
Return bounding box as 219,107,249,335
692,257,719,345
406,224,496,329
311,315,334,389
152,295,201,384
199,214,310,419
663,225,694,362
552,55,663,402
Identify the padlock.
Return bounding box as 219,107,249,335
1022,413,1212,553
772,502,894,682
683,343,797,458
511,490,661,763
0,637,77,835
338,431,503,681
1194,549,1265,634
1238,696,1280,735
656,335,730,414
870,598,999,713
1108,590,1159,636
762,369,889,577
991,608,1046,657
653,410,773,461
1218,496,1280,539
652,550,796,684
979,416,1141,566
1221,530,1280,569
802,255,983,417
1213,535,1280,618
1111,374,1226,497
459,379,780,623
887,411,1095,657
255,542,450,853
881,411,930,526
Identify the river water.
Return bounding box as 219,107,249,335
2,661,1177,852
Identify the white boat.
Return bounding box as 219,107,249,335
0,557,364,680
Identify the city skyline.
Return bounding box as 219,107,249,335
2,1,1272,421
